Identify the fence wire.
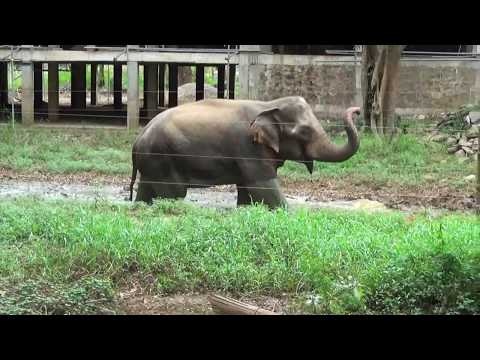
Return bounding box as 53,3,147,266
133,180,475,200
1,110,476,135
0,97,479,211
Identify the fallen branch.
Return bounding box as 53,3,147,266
208,294,281,315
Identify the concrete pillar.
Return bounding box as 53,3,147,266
471,46,480,103
238,45,262,100
144,63,158,119
71,62,86,109
239,50,250,100
34,63,43,108
168,64,178,107
21,62,34,125
0,62,7,107
127,61,139,129
48,62,59,121
354,46,363,107
113,63,122,109
90,63,97,105
158,63,165,107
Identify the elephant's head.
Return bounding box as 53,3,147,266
250,96,360,173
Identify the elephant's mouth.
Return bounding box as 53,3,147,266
301,146,314,174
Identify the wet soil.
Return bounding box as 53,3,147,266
0,168,475,213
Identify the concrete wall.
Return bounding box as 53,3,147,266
254,54,480,118
396,62,478,113
257,63,356,117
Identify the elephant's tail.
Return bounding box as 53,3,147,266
129,148,137,202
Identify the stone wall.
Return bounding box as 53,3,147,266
397,64,478,111
257,64,356,117
255,55,480,118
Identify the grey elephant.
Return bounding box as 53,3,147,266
129,96,360,209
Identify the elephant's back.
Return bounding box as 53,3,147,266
147,99,257,139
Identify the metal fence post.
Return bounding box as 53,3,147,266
10,45,14,128
477,126,480,215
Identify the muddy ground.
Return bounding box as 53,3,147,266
0,177,391,212
0,169,476,213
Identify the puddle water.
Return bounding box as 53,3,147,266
0,180,392,212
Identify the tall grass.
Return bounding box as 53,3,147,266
279,133,476,186
0,198,478,314
0,127,136,174
1,126,476,188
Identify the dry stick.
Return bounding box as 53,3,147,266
208,294,280,315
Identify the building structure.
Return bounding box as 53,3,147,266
0,44,479,128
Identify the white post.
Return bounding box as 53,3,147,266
127,60,139,129
21,62,34,125
354,45,363,107
48,62,59,121
238,45,262,100
472,46,480,103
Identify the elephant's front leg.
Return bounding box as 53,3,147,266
237,183,252,206
239,178,287,210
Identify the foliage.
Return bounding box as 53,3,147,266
0,277,114,315
436,103,480,132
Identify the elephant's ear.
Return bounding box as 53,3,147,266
250,108,280,153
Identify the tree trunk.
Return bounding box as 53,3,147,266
361,45,405,139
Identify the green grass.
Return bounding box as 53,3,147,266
0,198,478,314
0,126,475,188
279,133,476,187
0,127,136,174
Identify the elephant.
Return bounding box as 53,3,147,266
129,96,360,209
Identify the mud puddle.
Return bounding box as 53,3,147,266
0,179,397,212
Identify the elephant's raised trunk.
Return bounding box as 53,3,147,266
307,107,360,162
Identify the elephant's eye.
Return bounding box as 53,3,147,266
294,125,313,141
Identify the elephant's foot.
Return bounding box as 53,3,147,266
135,179,187,204
237,184,252,206
135,180,155,204
237,179,287,210
151,182,187,200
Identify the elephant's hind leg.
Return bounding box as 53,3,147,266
239,179,287,210
135,178,155,204
151,181,187,200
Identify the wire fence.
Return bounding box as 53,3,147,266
1,113,478,211
1,48,479,211
0,110,477,136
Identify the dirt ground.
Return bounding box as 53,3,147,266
115,281,290,315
